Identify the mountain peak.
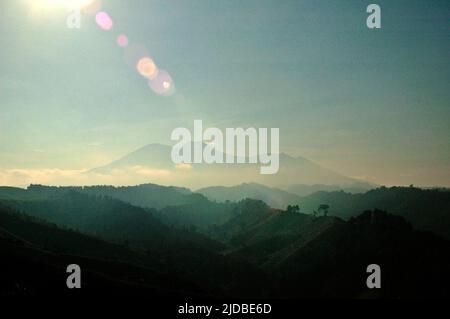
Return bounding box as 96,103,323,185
89,143,374,190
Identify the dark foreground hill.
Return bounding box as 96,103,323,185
0,197,269,298
211,205,450,298
0,205,204,297
276,210,450,298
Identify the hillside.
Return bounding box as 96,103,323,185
197,182,302,209
1,189,450,298
1,191,223,252
0,204,204,297
299,186,450,239
276,210,450,298
209,199,341,269
0,193,269,297
208,203,450,298
286,183,373,197
23,183,193,210
19,184,238,229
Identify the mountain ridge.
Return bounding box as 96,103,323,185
89,143,376,190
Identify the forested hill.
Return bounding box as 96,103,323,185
299,186,450,239
1,186,450,298
0,199,269,298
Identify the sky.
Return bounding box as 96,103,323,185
0,0,449,187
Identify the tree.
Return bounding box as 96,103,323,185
286,205,300,214
318,204,330,217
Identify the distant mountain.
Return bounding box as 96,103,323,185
91,143,173,172
298,186,450,239
286,183,372,197
89,143,375,190
197,183,302,209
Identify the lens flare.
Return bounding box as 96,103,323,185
33,1,178,98
95,11,113,30
149,70,175,96
124,43,149,68
137,57,158,79
117,34,128,47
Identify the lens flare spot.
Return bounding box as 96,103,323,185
117,34,128,47
95,11,113,30
124,43,149,69
149,70,175,96
137,57,158,79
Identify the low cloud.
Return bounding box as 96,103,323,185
0,166,173,188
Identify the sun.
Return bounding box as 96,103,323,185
30,0,94,10
34,0,94,7
28,0,95,16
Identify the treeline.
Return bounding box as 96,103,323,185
299,186,450,239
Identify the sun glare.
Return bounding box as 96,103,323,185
28,0,96,17
31,0,94,10
32,0,94,8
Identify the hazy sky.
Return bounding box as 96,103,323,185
1,0,449,187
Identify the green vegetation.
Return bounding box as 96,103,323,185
1,184,449,297
299,186,450,239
